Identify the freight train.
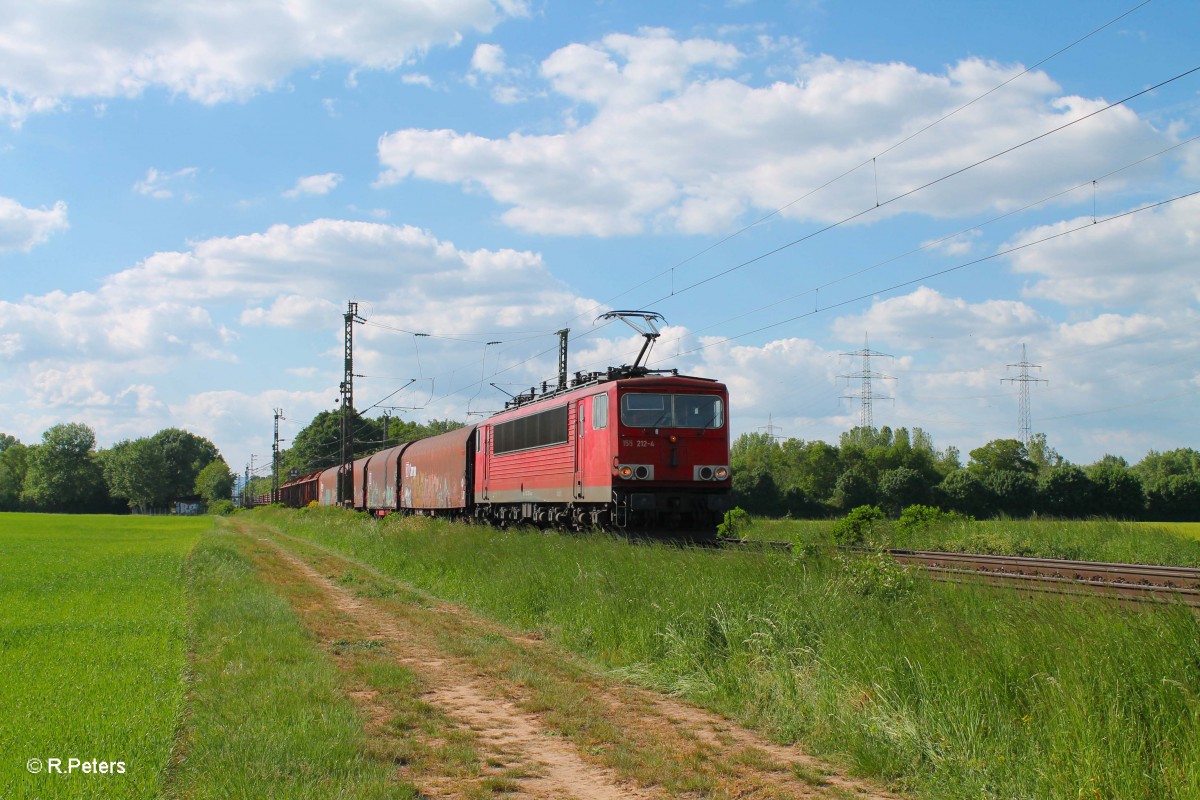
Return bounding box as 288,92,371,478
279,315,733,536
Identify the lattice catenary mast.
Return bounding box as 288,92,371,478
339,301,366,506
1001,343,1046,445
839,333,894,431
272,408,285,503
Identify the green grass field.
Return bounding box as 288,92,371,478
265,506,1200,800
0,514,205,800
0,513,409,800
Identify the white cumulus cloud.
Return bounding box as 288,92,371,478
0,0,523,123
1006,194,1200,309
133,167,198,199
378,30,1169,236
0,196,68,252
283,172,343,198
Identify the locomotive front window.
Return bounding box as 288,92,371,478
620,394,723,429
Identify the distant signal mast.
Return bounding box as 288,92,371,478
1001,343,1047,445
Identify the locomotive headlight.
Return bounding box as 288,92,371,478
694,465,731,481
618,464,653,480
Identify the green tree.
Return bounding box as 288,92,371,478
22,423,107,512
1026,433,1063,475
102,438,171,512
1036,464,1093,518
1145,475,1200,521
194,459,235,506
937,470,994,517
731,468,783,516
984,470,1037,517
832,468,877,511
0,437,28,511
782,439,841,502
1086,458,1145,519
1132,448,1200,520
879,466,930,514
150,428,221,499
968,439,1036,475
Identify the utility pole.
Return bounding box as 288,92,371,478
1002,343,1046,445
339,301,366,506
272,408,285,503
840,333,894,437
243,463,249,508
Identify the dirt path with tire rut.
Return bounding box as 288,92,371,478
230,518,906,800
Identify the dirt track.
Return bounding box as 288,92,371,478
234,519,905,799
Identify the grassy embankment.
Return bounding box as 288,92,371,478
264,506,1200,800
0,513,412,799
749,515,1200,565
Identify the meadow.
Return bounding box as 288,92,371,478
265,506,1200,800
0,513,407,800
0,514,205,800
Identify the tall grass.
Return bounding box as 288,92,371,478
266,507,1200,799
752,515,1200,566
0,513,205,800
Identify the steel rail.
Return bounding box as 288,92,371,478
886,549,1200,606
716,539,1200,606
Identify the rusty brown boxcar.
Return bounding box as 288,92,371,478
400,426,476,511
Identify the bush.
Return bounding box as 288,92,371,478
207,499,236,516
895,504,971,535
834,548,914,600
717,507,751,538
832,504,886,546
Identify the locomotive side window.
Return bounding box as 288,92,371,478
620,394,723,429
591,393,608,430
493,404,569,454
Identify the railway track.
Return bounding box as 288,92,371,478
889,549,1200,606
717,538,1200,606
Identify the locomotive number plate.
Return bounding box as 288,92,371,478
623,439,656,448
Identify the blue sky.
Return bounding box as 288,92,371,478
1,0,1197,477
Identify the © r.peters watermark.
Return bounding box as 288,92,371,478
26,757,126,775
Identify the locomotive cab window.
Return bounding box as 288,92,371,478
620,394,723,429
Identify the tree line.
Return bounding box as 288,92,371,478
5,416,1195,521
733,426,1200,521
0,424,233,514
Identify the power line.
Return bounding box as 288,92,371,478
631,63,1200,313
552,0,1160,326
650,188,1200,362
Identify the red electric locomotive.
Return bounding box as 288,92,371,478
473,371,731,534
279,311,732,537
